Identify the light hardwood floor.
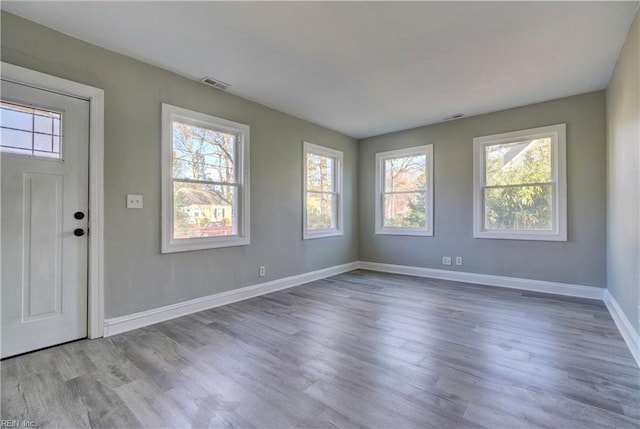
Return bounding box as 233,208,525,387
2,270,639,428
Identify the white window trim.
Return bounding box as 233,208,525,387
473,123,567,241
375,144,434,236
303,141,343,240
161,103,250,253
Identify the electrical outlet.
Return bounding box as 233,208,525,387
259,266,266,277
455,256,463,266
442,256,452,266
126,194,143,209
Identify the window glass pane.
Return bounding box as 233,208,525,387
383,191,426,228
485,138,552,186
172,121,236,182
0,102,61,159
174,181,236,240
306,153,334,192
384,155,426,192
306,192,335,230
484,184,552,230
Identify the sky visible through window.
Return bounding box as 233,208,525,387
172,121,237,239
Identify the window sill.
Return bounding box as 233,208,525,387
303,230,343,240
376,228,433,237
162,236,250,253
473,230,566,241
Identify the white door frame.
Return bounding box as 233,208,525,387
1,62,105,339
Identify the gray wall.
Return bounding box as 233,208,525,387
607,9,639,333
1,12,359,318
359,91,607,288
2,11,614,323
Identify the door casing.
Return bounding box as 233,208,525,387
1,62,105,339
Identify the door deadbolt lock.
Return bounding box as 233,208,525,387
74,211,85,220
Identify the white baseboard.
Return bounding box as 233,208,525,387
103,259,638,368
103,261,359,337
604,291,640,367
358,261,605,300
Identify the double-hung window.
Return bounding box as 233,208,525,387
303,142,343,239
375,145,434,236
161,104,250,253
473,123,566,241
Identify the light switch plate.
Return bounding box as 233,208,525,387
127,194,143,209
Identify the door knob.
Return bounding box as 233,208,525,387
73,228,85,237
74,211,85,220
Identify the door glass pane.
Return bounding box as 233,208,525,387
34,114,53,134
384,155,426,192
383,192,426,228
34,133,54,153
173,181,236,239
485,138,552,186
0,101,62,159
1,128,32,151
1,105,32,131
484,185,552,230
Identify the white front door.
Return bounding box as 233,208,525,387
1,80,89,358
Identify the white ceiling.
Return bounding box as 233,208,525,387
3,1,637,139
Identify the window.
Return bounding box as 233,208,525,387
161,104,250,253
303,142,343,239
375,145,433,236
0,101,62,159
473,123,566,241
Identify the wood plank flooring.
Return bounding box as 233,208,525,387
2,270,639,428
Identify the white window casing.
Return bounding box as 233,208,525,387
375,144,434,236
473,123,567,241
161,103,250,253
303,141,343,239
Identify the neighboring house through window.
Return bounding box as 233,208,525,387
161,103,250,253
375,144,434,236
473,123,567,241
303,142,343,239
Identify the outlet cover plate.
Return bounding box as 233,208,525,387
127,194,143,209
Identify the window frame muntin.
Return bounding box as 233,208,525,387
302,141,343,240
375,144,434,236
473,123,567,241
161,103,250,253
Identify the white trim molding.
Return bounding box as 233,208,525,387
102,259,639,368
161,103,250,253
303,141,344,240
603,291,640,367
473,123,567,241
1,62,105,339
103,261,359,336
375,144,434,236
359,261,605,300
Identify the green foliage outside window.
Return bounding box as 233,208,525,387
484,139,553,230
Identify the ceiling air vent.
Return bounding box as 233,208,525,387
200,77,230,91
443,113,465,121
